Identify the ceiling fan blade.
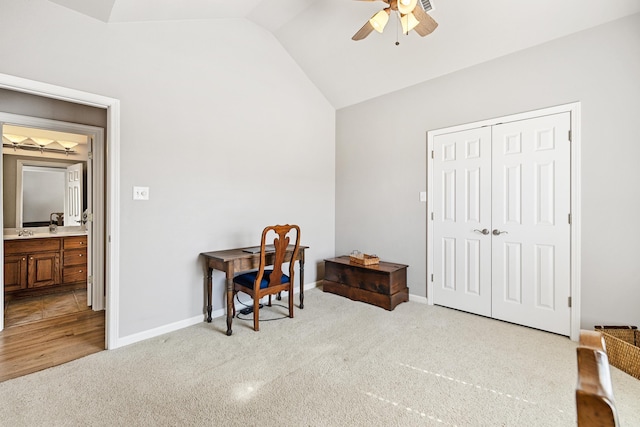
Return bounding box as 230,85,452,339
412,5,438,36
352,21,375,41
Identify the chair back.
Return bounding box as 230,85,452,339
258,224,300,289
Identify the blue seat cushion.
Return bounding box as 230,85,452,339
234,269,290,290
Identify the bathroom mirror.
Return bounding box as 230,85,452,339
21,164,66,227
2,156,86,229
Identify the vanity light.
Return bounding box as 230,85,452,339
3,134,29,150
30,137,55,153
2,137,78,155
31,137,54,147
56,140,78,149
3,133,28,143
57,140,79,155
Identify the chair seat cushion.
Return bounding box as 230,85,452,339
234,270,290,290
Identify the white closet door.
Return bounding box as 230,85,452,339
491,112,571,335
433,127,492,317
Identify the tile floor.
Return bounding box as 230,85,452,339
3,289,90,328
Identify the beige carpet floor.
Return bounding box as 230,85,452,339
1,287,639,426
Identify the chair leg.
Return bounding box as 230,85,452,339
232,291,237,318
268,295,272,306
253,297,260,332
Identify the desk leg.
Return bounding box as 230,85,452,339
299,253,305,309
206,268,213,322
226,275,234,336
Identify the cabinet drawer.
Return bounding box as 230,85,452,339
64,248,87,266
5,238,61,255
63,235,87,249
63,266,87,284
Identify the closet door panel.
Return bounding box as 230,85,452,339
491,112,571,336
433,127,492,317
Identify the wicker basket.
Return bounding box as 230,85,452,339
594,326,640,380
349,253,380,266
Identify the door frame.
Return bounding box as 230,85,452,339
427,102,581,341
0,72,121,349
2,114,103,309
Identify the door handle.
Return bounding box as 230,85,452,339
474,229,490,235
492,229,508,236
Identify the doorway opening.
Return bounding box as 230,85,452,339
0,73,120,350
2,117,105,322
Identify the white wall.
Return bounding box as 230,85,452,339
0,0,336,338
336,13,640,329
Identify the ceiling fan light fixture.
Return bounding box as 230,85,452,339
369,9,390,33
400,12,420,34
397,0,418,15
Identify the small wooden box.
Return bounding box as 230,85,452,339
323,256,408,311
349,253,379,266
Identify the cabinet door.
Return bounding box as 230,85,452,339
4,255,28,292
27,252,61,288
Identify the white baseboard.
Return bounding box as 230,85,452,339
114,281,320,348
115,315,203,348
409,293,428,304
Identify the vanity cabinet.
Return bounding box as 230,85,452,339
3,235,87,296
62,236,87,284
4,238,61,291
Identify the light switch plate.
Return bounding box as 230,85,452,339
419,191,427,202
133,186,149,200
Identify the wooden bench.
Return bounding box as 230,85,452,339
576,330,620,427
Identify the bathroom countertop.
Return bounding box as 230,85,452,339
3,228,88,240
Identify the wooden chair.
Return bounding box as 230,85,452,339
576,330,620,427
232,224,301,331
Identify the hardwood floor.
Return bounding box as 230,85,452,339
1,290,105,382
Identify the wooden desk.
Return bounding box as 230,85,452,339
200,245,308,335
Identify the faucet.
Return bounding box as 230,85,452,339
50,212,64,227
18,229,34,237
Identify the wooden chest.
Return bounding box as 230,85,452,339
322,256,409,310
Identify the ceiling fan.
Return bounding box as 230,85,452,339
352,0,438,41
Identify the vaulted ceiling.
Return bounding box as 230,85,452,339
49,0,640,109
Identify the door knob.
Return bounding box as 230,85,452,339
492,229,508,236
474,229,490,235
